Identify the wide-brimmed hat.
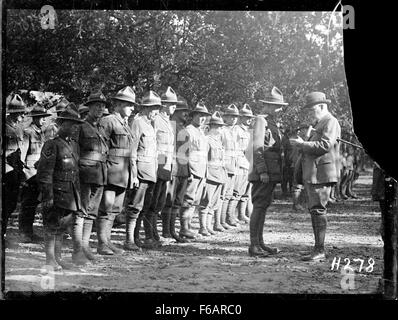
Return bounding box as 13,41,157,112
57,105,84,123
26,105,52,118
239,103,255,118
209,111,227,126
55,98,70,113
175,96,190,111
161,87,181,104
191,102,211,115
303,92,331,109
223,104,240,116
78,104,89,115
6,94,27,113
112,86,136,104
259,87,288,106
140,90,162,108
86,91,107,105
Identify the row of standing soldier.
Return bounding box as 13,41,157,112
4,85,342,268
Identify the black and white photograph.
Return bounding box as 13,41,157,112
1,0,397,305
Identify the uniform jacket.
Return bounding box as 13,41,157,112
76,115,109,185
5,121,24,174
100,113,134,189
235,124,251,170
180,124,208,179
21,123,45,179
130,115,158,183
301,112,341,184
173,120,189,177
206,133,227,184
36,135,81,211
222,125,238,174
154,113,174,181
249,115,283,183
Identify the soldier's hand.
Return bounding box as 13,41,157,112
260,173,270,184
132,177,139,188
289,136,304,146
42,199,54,210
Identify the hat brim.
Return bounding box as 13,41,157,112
175,107,190,111
239,113,255,118
259,100,289,106
209,122,227,126
112,96,137,104
57,116,84,123
141,103,162,108
86,100,107,105
161,99,182,104
303,99,331,109
223,112,240,117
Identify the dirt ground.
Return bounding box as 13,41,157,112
3,170,384,295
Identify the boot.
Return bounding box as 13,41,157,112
237,201,250,223
106,215,124,254
161,209,172,238
213,207,225,232
169,208,188,243
72,216,89,266
259,226,281,255
220,200,231,230
198,211,210,236
142,213,160,249
44,231,62,271
206,212,216,235
152,213,160,241
97,218,113,255
179,207,196,239
226,199,239,227
19,205,43,243
54,234,73,269
248,209,268,257
124,215,141,251
134,213,144,247
82,219,96,261
302,213,327,261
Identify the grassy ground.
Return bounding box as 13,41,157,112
4,170,383,294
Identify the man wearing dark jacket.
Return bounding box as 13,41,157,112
290,91,341,262
248,87,287,257
75,92,108,261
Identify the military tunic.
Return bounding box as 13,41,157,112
234,123,251,198
181,124,208,208
200,133,227,214
3,121,25,237
36,135,81,233
76,115,109,220
19,123,46,234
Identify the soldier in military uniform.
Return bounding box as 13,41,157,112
3,94,27,242
97,86,137,255
19,106,52,243
125,91,161,250
199,112,227,236
178,103,210,240
149,87,180,240
290,92,341,261
248,87,287,257
162,97,190,243
234,104,255,224
44,98,70,141
74,92,108,262
220,104,239,229
36,106,85,269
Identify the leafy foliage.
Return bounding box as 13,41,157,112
6,10,353,135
